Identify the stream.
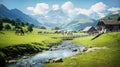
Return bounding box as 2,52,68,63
6,40,85,67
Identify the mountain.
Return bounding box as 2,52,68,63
101,14,120,20
61,14,98,30
0,4,16,19
10,9,41,26
0,4,41,26
33,9,69,28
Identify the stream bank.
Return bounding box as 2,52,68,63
6,40,85,67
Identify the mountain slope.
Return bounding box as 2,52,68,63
33,9,69,28
102,14,120,20
0,4,41,26
61,14,98,30
0,4,16,19
10,9,41,26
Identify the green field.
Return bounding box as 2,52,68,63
0,28,62,48
0,28,63,65
44,32,120,67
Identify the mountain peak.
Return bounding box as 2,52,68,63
0,4,9,11
0,4,41,26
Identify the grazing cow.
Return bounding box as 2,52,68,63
15,28,24,35
54,30,62,34
52,58,63,63
38,31,42,34
64,30,73,35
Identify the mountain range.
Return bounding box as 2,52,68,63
33,9,98,30
0,4,41,26
0,4,120,30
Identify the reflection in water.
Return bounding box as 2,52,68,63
7,40,85,67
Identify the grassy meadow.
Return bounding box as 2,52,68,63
0,27,65,48
44,32,120,67
0,27,64,64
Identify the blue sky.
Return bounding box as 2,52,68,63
0,0,120,20
0,0,120,13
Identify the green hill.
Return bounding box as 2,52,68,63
45,32,120,67
102,14,120,20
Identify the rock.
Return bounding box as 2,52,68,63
52,58,63,63
44,60,50,63
72,49,77,52
8,60,17,63
83,48,88,52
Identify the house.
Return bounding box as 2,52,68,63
83,26,98,34
96,20,120,33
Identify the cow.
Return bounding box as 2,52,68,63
52,58,63,63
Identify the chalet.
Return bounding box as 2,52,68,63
96,20,120,33
83,26,98,34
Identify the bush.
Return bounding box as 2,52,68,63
40,26,46,29
4,24,11,30
0,20,3,30
27,24,34,32
0,52,6,67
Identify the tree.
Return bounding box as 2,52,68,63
11,20,16,26
20,22,25,27
16,18,21,23
27,24,33,32
4,24,11,30
25,22,29,26
117,16,120,21
2,18,11,23
40,26,46,29
54,26,60,30
0,20,3,30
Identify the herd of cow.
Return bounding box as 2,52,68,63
15,28,73,36
38,30,73,35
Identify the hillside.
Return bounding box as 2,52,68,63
45,32,120,67
102,14,120,20
62,18,97,30
0,4,41,26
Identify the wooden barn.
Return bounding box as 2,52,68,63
83,26,98,34
96,20,120,33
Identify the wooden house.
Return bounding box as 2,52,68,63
83,26,98,34
96,20,120,33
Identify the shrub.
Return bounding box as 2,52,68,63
4,24,11,30
0,20,3,30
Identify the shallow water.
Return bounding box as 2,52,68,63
7,40,85,67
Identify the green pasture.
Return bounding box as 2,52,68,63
0,28,63,48
44,32,120,67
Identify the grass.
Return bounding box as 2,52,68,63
44,32,120,67
0,28,63,64
0,28,62,48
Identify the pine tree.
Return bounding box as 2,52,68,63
4,24,11,30
27,24,33,32
0,20,3,30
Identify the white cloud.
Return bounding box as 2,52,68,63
61,1,74,11
108,7,120,12
61,1,107,18
27,1,117,19
27,7,34,10
90,2,107,13
52,4,59,10
27,3,49,15
78,8,92,16
108,7,120,14
76,2,107,19
61,1,79,17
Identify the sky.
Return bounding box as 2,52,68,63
0,0,120,18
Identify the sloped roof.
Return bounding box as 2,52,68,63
100,20,120,25
83,26,94,32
